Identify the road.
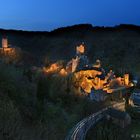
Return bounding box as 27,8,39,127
65,102,125,140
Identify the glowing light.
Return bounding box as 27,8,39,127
59,68,67,76
43,63,60,73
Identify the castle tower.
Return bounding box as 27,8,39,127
76,43,85,55
2,37,8,48
124,74,129,86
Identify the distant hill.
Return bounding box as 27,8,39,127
0,24,140,76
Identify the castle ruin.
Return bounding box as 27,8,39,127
0,37,16,54
43,43,134,98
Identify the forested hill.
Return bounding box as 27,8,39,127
0,24,140,75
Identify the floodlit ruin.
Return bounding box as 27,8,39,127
43,63,60,73
0,37,21,63
43,43,134,96
0,37,16,54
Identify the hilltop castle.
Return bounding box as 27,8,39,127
65,43,133,95
66,43,89,72
0,37,21,63
0,37,16,54
43,42,133,98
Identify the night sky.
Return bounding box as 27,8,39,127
0,0,140,31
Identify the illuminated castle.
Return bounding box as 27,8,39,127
0,37,16,54
43,42,133,96
0,37,21,63
67,43,133,94
66,43,89,72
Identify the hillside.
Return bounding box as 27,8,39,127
0,24,140,140
0,24,140,76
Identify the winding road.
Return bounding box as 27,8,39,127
65,102,125,140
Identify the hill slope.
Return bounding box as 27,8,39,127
0,24,140,75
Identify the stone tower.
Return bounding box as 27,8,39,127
76,43,85,55
2,37,8,48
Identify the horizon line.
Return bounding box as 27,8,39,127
0,23,140,32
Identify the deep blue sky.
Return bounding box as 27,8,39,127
0,0,140,31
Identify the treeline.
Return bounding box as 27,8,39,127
0,24,140,77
